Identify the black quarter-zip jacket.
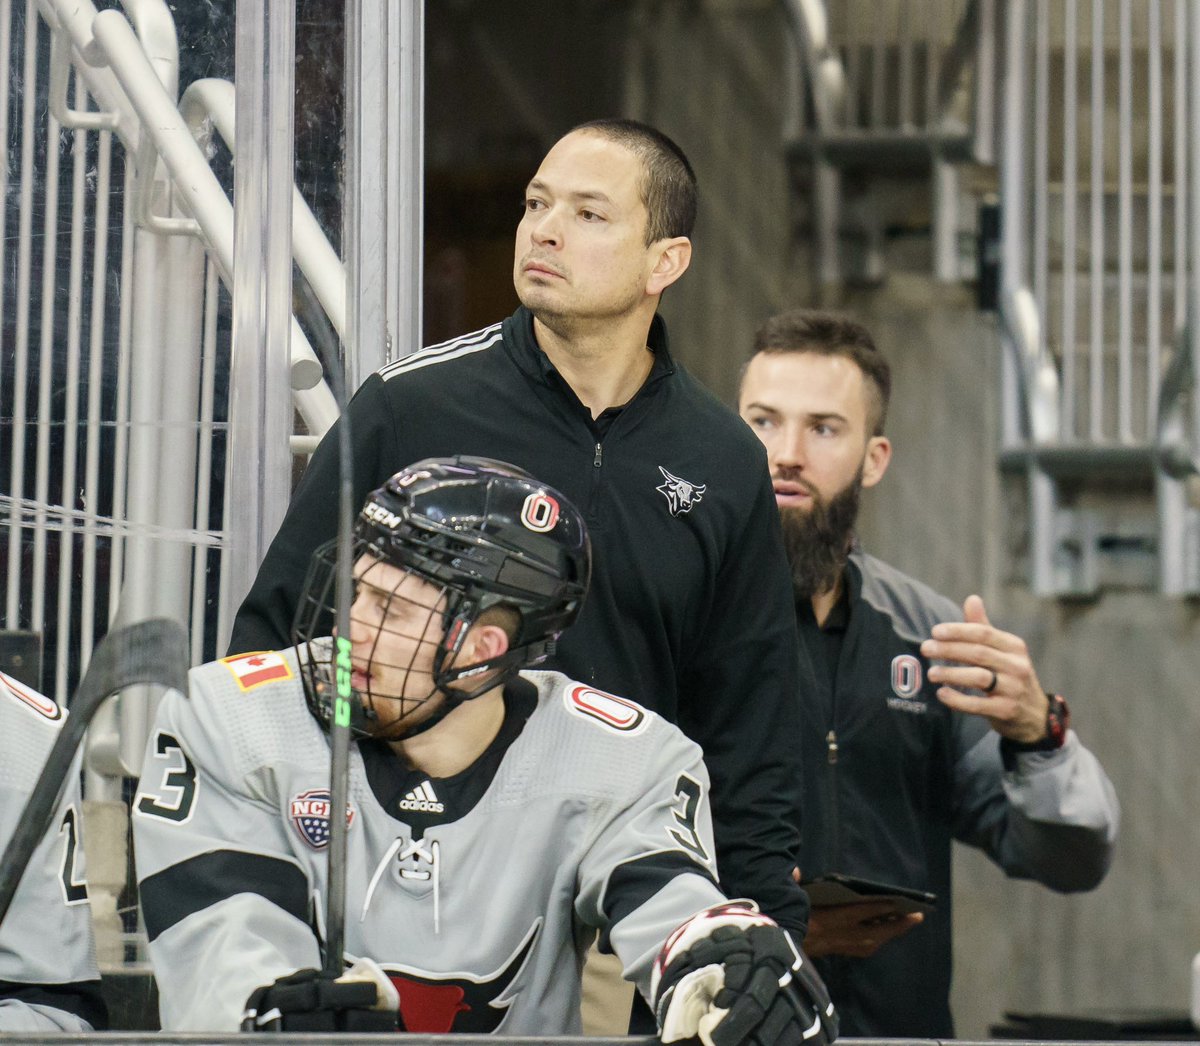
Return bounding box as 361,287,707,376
231,305,812,934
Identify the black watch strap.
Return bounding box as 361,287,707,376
999,693,1070,770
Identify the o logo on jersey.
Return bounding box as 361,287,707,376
520,491,560,533
566,685,648,734
1,675,62,721
890,654,923,698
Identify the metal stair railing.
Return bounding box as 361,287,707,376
782,0,995,284
997,0,1198,596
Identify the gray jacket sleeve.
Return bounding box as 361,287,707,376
951,722,1119,891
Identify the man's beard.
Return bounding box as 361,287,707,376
778,468,863,601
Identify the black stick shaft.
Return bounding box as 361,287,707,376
323,409,354,977
307,268,354,978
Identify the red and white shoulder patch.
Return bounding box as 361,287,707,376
1,673,63,721
565,684,648,735
219,650,293,692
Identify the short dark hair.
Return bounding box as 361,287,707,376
748,310,892,435
569,118,697,244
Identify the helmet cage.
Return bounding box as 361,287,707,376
292,456,589,741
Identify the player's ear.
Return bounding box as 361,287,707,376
461,622,510,666
861,435,892,489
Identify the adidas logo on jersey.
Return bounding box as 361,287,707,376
398,781,444,814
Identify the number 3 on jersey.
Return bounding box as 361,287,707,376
667,772,709,862
135,731,198,823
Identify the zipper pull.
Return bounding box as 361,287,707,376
593,443,603,467
826,730,839,765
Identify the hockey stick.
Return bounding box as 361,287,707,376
295,272,354,979
0,617,189,929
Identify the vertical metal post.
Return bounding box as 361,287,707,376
1174,0,1189,334
972,0,997,166
345,0,387,389
221,0,296,643
54,73,90,700
1088,0,1105,440
1190,0,1200,471
1146,0,1162,430
345,0,424,384
1116,0,1133,442
1032,0,1049,364
932,158,959,282
1062,0,1079,440
390,1,424,364
4,0,38,629
0,0,10,426
1000,0,1056,593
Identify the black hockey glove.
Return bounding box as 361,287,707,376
240,960,399,1033
652,902,838,1046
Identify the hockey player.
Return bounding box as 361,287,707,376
134,456,836,1042
0,673,107,1032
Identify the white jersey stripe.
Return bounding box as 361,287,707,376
379,324,503,382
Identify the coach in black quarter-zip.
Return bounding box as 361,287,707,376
230,120,815,1027
740,308,1119,1038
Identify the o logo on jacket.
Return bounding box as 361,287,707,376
890,654,923,698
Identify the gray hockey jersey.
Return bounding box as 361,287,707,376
134,650,728,1033
0,673,104,1032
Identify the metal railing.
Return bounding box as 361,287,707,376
997,0,1198,595
1,0,341,731
783,0,994,283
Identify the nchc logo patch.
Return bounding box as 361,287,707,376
289,789,355,849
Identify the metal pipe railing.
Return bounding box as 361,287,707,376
1087,0,1105,442
4,0,347,714
5,1,42,629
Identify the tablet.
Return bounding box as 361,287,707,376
801,873,938,915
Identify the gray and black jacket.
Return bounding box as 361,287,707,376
796,548,1118,1037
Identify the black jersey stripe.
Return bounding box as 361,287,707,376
597,850,718,953
139,850,308,942
0,978,108,1029
379,324,503,380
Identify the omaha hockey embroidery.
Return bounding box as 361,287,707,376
890,654,922,698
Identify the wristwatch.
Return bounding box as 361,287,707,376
999,692,1070,769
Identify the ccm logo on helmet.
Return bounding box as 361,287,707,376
520,492,560,533
363,501,404,530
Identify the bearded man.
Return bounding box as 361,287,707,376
737,309,1119,1039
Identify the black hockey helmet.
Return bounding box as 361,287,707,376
294,456,591,737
